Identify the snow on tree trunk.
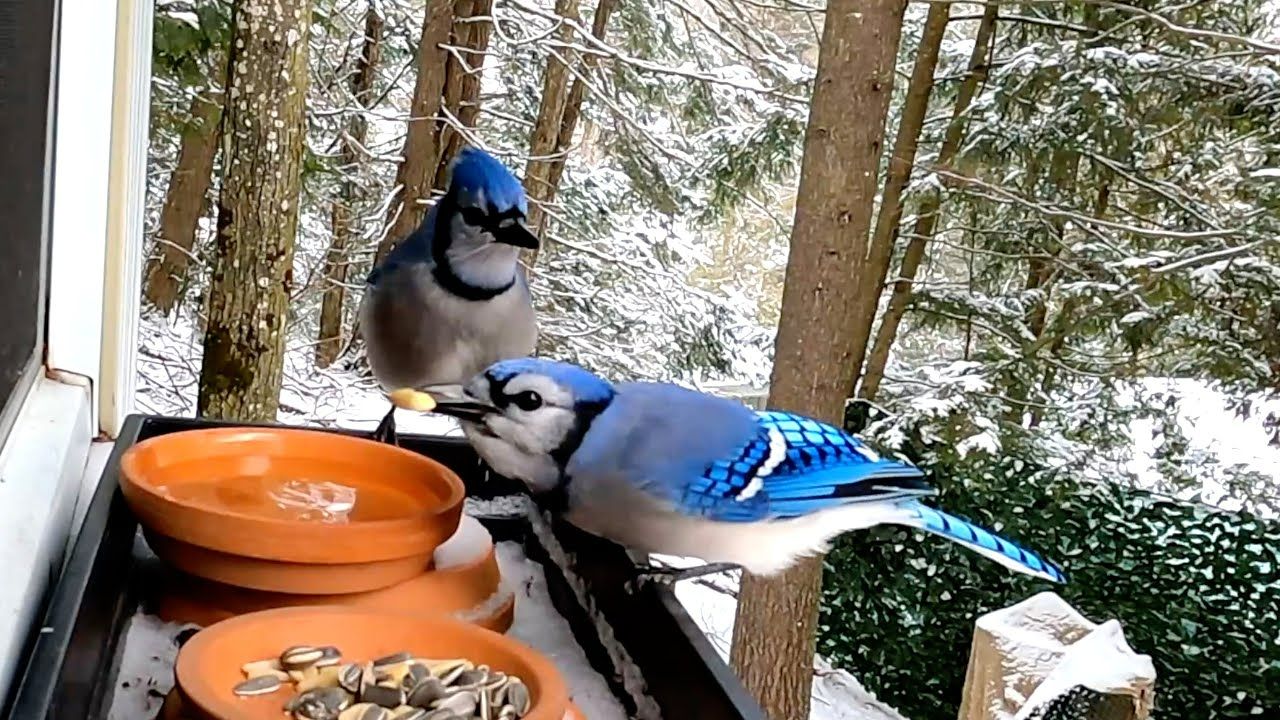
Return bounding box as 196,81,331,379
522,0,580,252
433,0,494,192
197,0,311,422
144,81,223,315
728,0,908,717
316,1,384,369
378,0,455,264
858,0,1000,402
959,592,1155,720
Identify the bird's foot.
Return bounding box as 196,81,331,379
372,407,398,446
624,562,740,593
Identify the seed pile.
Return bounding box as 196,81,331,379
233,645,533,720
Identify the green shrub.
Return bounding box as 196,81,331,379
819,456,1280,719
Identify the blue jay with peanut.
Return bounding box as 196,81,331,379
360,147,539,444
417,358,1066,585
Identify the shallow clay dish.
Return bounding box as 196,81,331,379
162,690,584,720
175,606,569,720
121,427,464,593
155,517,515,632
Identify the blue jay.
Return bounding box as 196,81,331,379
423,358,1065,585
360,147,539,444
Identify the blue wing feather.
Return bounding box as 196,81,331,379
676,410,933,522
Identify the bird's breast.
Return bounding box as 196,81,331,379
361,267,536,389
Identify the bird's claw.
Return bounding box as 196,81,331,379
624,562,740,593
372,407,398,446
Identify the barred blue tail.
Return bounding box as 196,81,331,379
902,503,1065,583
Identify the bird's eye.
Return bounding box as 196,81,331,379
512,391,543,411
460,207,487,226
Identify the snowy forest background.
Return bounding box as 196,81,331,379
138,0,1280,717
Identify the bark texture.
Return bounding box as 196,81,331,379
846,0,951,393
144,82,223,314
728,1,909,717
378,0,456,263
521,0,580,244
540,0,616,236
197,0,311,421
316,2,384,368
859,0,1001,402
433,0,495,191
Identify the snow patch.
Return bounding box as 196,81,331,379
496,541,629,720
958,591,1154,720
107,614,199,720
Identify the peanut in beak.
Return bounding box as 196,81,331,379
387,388,438,412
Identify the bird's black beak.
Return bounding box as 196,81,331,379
427,393,498,423
495,222,540,250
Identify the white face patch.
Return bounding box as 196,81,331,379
462,372,580,494
444,211,518,290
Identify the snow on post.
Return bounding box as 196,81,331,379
958,591,1155,720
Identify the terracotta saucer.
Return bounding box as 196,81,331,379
121,427,464,593
154,528,514,633
175,606,569,720
162,689,586,720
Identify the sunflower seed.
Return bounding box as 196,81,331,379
282,646,327,671
297,666,343,693
291,687,352,720
371,652,412,668
406,677,448,708
242,658,289,681
361,683,405,708
233,675,282,696
449,669,488,690
338,704,391,720
339,663,364,694
400,663,429,691
504,681,530,716
314,646,344,668
433,690,476,717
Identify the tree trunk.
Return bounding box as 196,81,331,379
522,0,580,246
197,0,310,421
143,82,223,315
316,1,384,369
377,0,456,264
729,1,908,717
540,0,617,234
846,0,951,394
858,0,1001,403
433,0,494,191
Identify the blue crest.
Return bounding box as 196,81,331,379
449,147,529,215
486,358,614,404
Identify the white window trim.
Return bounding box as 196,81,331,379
46,0,148,439
98,0,150,439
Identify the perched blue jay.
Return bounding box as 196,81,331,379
360,147,539,444
424,358,1066,584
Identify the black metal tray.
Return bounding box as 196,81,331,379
6,414,764,720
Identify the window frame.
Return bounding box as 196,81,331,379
0,0,60,449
